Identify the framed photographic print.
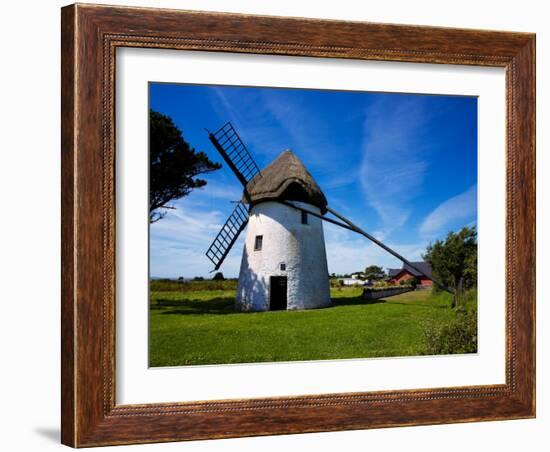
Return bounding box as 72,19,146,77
61,3,535,447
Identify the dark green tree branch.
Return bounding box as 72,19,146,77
149,110,221,223
423,226,477,308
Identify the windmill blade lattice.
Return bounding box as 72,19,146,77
208,122,262,188
205,201,249,271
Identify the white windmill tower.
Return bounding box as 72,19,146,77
236,150,331,311
205,122,448,312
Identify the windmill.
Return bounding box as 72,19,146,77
205,122,449,312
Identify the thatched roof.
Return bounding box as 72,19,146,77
244,150,327,213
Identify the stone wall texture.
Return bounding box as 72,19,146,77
362,287,414,300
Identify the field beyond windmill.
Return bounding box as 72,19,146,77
149,279,477,367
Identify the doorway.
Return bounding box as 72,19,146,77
269,276,287,311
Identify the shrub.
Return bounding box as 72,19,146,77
422,306,477,355
462,287,477,306
399,277,418,288
373,280,390,288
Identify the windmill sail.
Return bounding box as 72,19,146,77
325,206,451,292
208,122,261,188
205,201,249,271
204,122,260,271
279,200,453,294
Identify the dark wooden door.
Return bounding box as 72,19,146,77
270,276,287,311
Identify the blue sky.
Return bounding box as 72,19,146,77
149,83,477,278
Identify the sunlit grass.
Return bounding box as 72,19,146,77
149,286,474,367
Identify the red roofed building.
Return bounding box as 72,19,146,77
387,262,433,288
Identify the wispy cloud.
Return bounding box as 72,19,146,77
261,91,318,155
192,180,242,202
209,87,358,190
260,90,358,183
419,185,477,238
209,87,247,132
324,223,428,274
209,87,285,162
359,97,433,239
151,205,223,244
150,202,244,278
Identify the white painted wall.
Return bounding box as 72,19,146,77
236,201,331,311
340,278,365,286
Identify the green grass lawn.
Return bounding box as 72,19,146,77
149,285,472,367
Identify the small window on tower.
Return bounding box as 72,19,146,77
254,235,263,251
301,210,308,225
280,263,286,271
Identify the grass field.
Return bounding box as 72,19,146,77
149,283,475,367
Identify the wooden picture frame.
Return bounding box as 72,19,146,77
61,3,535,447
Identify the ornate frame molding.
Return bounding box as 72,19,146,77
62,4,535,447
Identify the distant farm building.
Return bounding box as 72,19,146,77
339,278,367,286
387,262,433,288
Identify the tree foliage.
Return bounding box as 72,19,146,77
399,276,418,289
423,226,477,307
363,265,386,280
149,110,221,222
423,305,478,355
